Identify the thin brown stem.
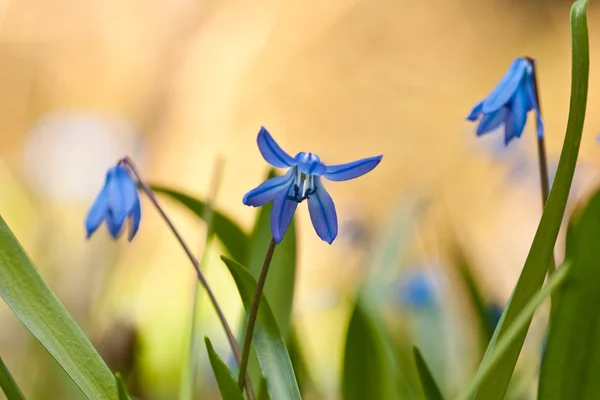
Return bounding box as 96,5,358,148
237,237,278,390
120,156,255,400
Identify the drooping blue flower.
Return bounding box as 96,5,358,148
243,127,382,244
467,57,543,145
85,164,141,241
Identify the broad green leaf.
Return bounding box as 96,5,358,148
0,216,119,399
204,337,244,400
0,356,26,400
115,373,130,400
474,1,589,397
413,346,444,400
151,185,248,263
458,263,571,400
342,299,400,400
539,190,600,398
220,256,301,400
247,169,297,339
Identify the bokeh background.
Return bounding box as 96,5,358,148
1,0,600,399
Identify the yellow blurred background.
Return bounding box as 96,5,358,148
1,0,600,399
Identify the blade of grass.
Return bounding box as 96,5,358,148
0,357,26,400
205,337,244,400
413,346,444,400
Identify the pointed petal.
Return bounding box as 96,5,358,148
85,189,109,238
527,79,544,138
509,83,529,140
127,196,142,241
466,100,484,121
307,177,338,244
105,209,123,238
503,109,517,145
257,127,297,168
476,107,508,136
482,58,530,113
243,169,296,206
107,166,138,228
324,155,383,182
270,187,298,244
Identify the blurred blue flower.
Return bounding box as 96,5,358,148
467,57,543,145
399,270,438,309
243,127,382,244
486,303,504,332
85,164,141,241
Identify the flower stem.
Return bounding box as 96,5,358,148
237,237,278,390
120,156,255,400
528,57,558,313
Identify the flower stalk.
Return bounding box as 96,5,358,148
237,237,278,390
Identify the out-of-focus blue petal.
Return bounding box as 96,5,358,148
399,271,437,309
476,107,508,136
243,169,296,207
467,100,483,121
503,108,517,145
257,127,297,168
106,167,127,227
271,187,298,244
85,188,109,238
307,177,338,244
324,155,383,182
105,210,122,238
511,84,529,139
482,58,529,113
526,80,544,138
128,196,142,241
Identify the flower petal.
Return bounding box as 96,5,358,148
509,83,529,141
107,166,138,227
476,107,508,136
527,79,544,138
257,127,297,168
466,100,483,121
271,186,298,244
85,188,109,238
324,155,383,182
307,177,338,244
243,169,296,207
482,58,530,113
127,195,142,241
503,109,517,145
105,209,123,238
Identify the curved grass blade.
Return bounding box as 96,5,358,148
473,1,589,397
151,185,248,263
0,356,26,400
413,346,444,400
539,190,600,398
115,373,130,400
457,263,571,400
0,216,119,399
220,256,301,400
205,337,244,400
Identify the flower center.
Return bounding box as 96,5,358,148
286,168,317,203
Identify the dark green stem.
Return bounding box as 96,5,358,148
237,237,278,390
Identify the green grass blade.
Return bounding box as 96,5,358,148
115,373,131,400
0,357,26,400
473,1,589,397
539,190,600,398
220,256,301,400
0,216,119,399
247,169,297,340
413,346,444,400
150,185,249,263
458,263,571,400
204,337,244,400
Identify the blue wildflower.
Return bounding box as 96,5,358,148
85,164,141,241
398,270,438,309
467,57,543,145
243,127,382,244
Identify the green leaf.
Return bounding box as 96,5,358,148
457,263,571,400
413,346,444,400
204,337,244,400
0,356,26,400
342,299,399,400
150,185,249,263
220,256,301,400
0,216,119,399
473,1,589,397
247,169,297,339
538,190,600,398
115,373,130,400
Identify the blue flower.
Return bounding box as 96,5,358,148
398,270,438,310
467,57,543,145
85,164,141,241
243,127,382,244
